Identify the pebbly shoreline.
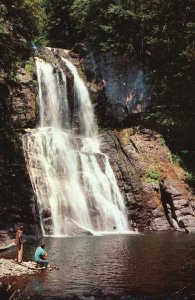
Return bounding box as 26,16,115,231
0,240,37,278
0,258,39,278
0,258,38,300
0,240,38,278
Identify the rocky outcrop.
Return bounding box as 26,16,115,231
0,259,38,278
101,128,195,232
0,63,41,244
83,51,151,125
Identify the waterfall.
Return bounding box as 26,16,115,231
23,56,129,236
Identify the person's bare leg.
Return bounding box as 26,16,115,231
18,244,23,263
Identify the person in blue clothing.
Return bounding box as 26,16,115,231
34,242,49,267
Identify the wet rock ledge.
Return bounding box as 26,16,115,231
0,259,38,278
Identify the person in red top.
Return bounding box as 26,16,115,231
15,225,24,263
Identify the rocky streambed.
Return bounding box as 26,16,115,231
0,258,38,278
0,258,39,300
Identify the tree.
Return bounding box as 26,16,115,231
46,0,74,47
0,0,47,42
0,0,47,71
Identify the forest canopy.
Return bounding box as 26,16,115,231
0,0,194,104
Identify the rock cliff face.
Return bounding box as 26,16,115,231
0,64,41,245
101,128,195,232
83,50,195,232
0,47,194,246
83,51,151,125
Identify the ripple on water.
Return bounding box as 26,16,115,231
1,233,195,299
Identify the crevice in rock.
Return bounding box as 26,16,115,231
111,131,136,168
129,138,140,153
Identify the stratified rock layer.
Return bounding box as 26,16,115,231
101,128,195,232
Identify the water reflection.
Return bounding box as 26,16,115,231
2,233,195,299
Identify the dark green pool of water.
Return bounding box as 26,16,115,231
1,232,195,299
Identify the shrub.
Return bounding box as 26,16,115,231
144,165,162,185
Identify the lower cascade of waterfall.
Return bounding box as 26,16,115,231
23,54,129,236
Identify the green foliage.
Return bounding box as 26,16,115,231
0,23,8,34
143,110,177,128
144,165,162,185
32,79,38,88
159,136,166,146
171,154,183,166
0,0,193,107
185,171,195,183
45,0,193,105
46,0,194,105
170,153,195,183
98,127,112,133
70,0,142,53
0,0,47,73
46,0,74,47
161,117,175,127
0,0,47,42
25,58,35,75
23,0,47,44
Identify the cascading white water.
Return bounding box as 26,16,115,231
23,56,129,236
61,57,99,153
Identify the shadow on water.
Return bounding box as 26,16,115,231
1,232,195,299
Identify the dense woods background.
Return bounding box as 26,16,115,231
0,0,194,105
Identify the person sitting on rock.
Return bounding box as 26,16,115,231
34,242,49,267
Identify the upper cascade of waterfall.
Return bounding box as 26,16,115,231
23,52,130,236
36,58,69,129
61,57,99,153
